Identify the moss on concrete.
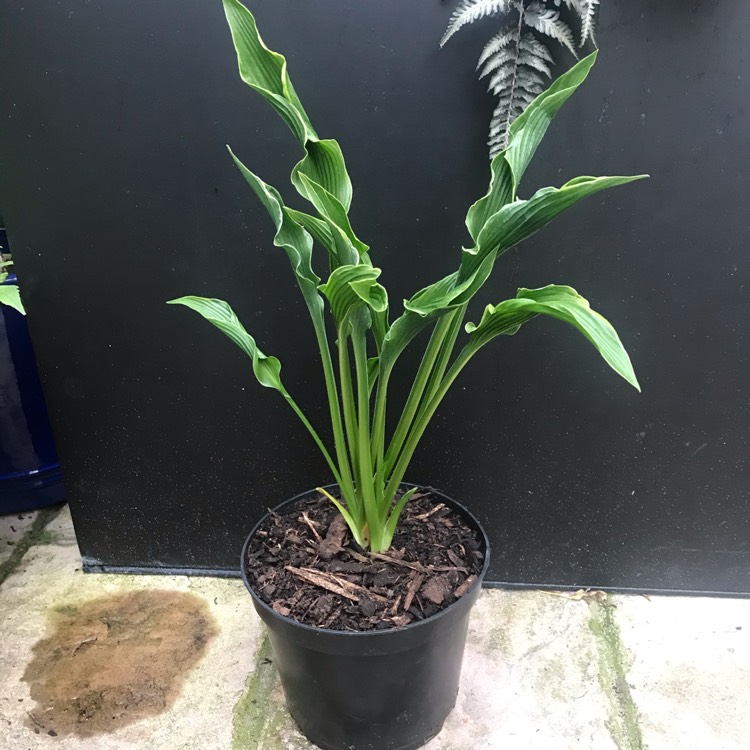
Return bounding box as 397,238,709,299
588,596,645,750
35,529,60,545
231,632,309,750
0,505,64,587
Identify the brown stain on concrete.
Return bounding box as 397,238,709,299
21,589,218,737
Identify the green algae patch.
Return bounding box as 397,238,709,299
0,506,63,587
588,597,645,750
35,529,60,546
232,632,309,750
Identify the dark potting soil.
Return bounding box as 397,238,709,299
244,489,485,631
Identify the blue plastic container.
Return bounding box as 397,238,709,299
0,231,65,513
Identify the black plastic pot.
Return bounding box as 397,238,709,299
240,485,490,750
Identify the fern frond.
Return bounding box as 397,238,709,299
442,0,600,157
441,0,514,46
482,61,513,86
525,1,577,56
488,101,512,155
477,28,516,68
518,32,555,63
578,0,599,45
556,0,600,45
485,30,552,156
517,49,552,78
477,25,517,82
487,66,516,93
513,88,539,108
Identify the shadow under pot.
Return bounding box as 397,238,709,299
240,485,490,750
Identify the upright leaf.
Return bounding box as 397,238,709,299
297,173,369,262
292,140,353,212
223,0,355,216
228,148,324,318
465,284,640,390
285,208,339,269
505,51,597,188
465,153,514,243
222,0,314,144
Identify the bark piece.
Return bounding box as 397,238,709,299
403,573,425,612
421,576,451,605
318,515,348,560
454,574,477,598
286,566,360,602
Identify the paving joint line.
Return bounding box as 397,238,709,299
588,594,646,750
0,504,65,587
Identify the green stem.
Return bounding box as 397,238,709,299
383,346,475,507
313,322,357,511
383,312,455,475
421,303,467,412
338,330,360,491
370,366,391,496
284,394,343,488
352,325,380,549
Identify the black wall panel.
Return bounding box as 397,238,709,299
0,1,747,592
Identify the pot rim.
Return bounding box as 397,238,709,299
240,482,490,637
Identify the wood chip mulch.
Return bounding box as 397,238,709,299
244,489,485,631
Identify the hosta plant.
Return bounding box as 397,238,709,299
169,0,644,554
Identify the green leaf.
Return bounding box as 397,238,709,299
316,487,365,548
506,52,599,188
228,148,324,318
465,154,514,243
465,284,640,391
226,143,357,508
379,253,496,374
297,173,368,263
222,0,315,144
0,285,25,315
380,486,419,552
285,208,338,267
319,264,387,331
465,54,599,244
459,174,648,283
222,0,354,211
167,296,288,393
292,140,353,212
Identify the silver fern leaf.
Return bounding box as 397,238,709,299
555,0,599,45
477,28,516,68
443,0,600,157
441,0,514,47
482,30,549,155
525,1,577,56
578,0,599,45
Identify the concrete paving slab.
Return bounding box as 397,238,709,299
612,594,750,750
0,509,38,566
428,589,617,750
1,507,619,750
3,506,749,750
0,506,261,750
232,589,618,750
